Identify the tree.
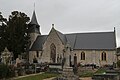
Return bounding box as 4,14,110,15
0,12,7,52
7,11,30,59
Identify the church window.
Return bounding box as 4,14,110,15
50,43,56,63
101,51,106,61
81,51,85,60
36,51,39,57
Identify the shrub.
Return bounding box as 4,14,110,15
117,60,120,68
48,68,62,73
0,64,8,79
8,65,15,77
0,64,15,79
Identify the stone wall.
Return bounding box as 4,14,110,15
72,50,116,66
28,29,117,66
41,28,65,63
29,51,42,63
29,33,40,48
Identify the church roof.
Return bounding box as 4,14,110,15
65,34,76,49
28,10,40,34
30,31,116,51
30,35,47,51
29,10,39,26
66,32,116,50
55,30,67,44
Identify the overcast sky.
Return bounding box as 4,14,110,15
0,0,120,47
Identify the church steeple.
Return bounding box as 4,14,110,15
30,10,39,26
29,10,40,34
28,10,41,49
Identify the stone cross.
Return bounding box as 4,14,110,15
1,47,12,65
64,43,71,67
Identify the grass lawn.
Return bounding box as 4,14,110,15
95,68,106,74
15,72,59,80
78,68,106,77
79,71,94,77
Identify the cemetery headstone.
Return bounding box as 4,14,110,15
1,47,12,65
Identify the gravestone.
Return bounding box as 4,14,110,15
1,47,12,65
54,44,79,80
92,70,120,80
92,73,119,80
15,58,21,67
33,57,38,73
73,54,78,74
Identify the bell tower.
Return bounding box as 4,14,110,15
28,10,40,48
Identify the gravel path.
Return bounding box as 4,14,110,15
13,72,44,80
43,77,92,80
79,77,92,80
43,77,56,80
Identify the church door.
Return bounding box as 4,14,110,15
50,43,56,63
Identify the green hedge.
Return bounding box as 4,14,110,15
0,64,15,79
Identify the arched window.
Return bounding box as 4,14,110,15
81,51,85,60
101,51,106,61
50,43,56,63
36,51,39,57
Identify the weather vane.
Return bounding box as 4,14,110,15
34,2,35,11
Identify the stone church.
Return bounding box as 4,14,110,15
28,11,117,67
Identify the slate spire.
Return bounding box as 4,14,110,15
29,10,40,34
30,10,39,26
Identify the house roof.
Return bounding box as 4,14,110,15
30,31,116,51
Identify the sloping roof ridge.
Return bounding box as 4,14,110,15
30,34,48,51
65,31,114,35
54,29,67,44
78,31,114,34
29,35,39,50
73,34,77,49
38,35,47,37
55,29,64,34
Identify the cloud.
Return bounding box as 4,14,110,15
0,0,120,47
